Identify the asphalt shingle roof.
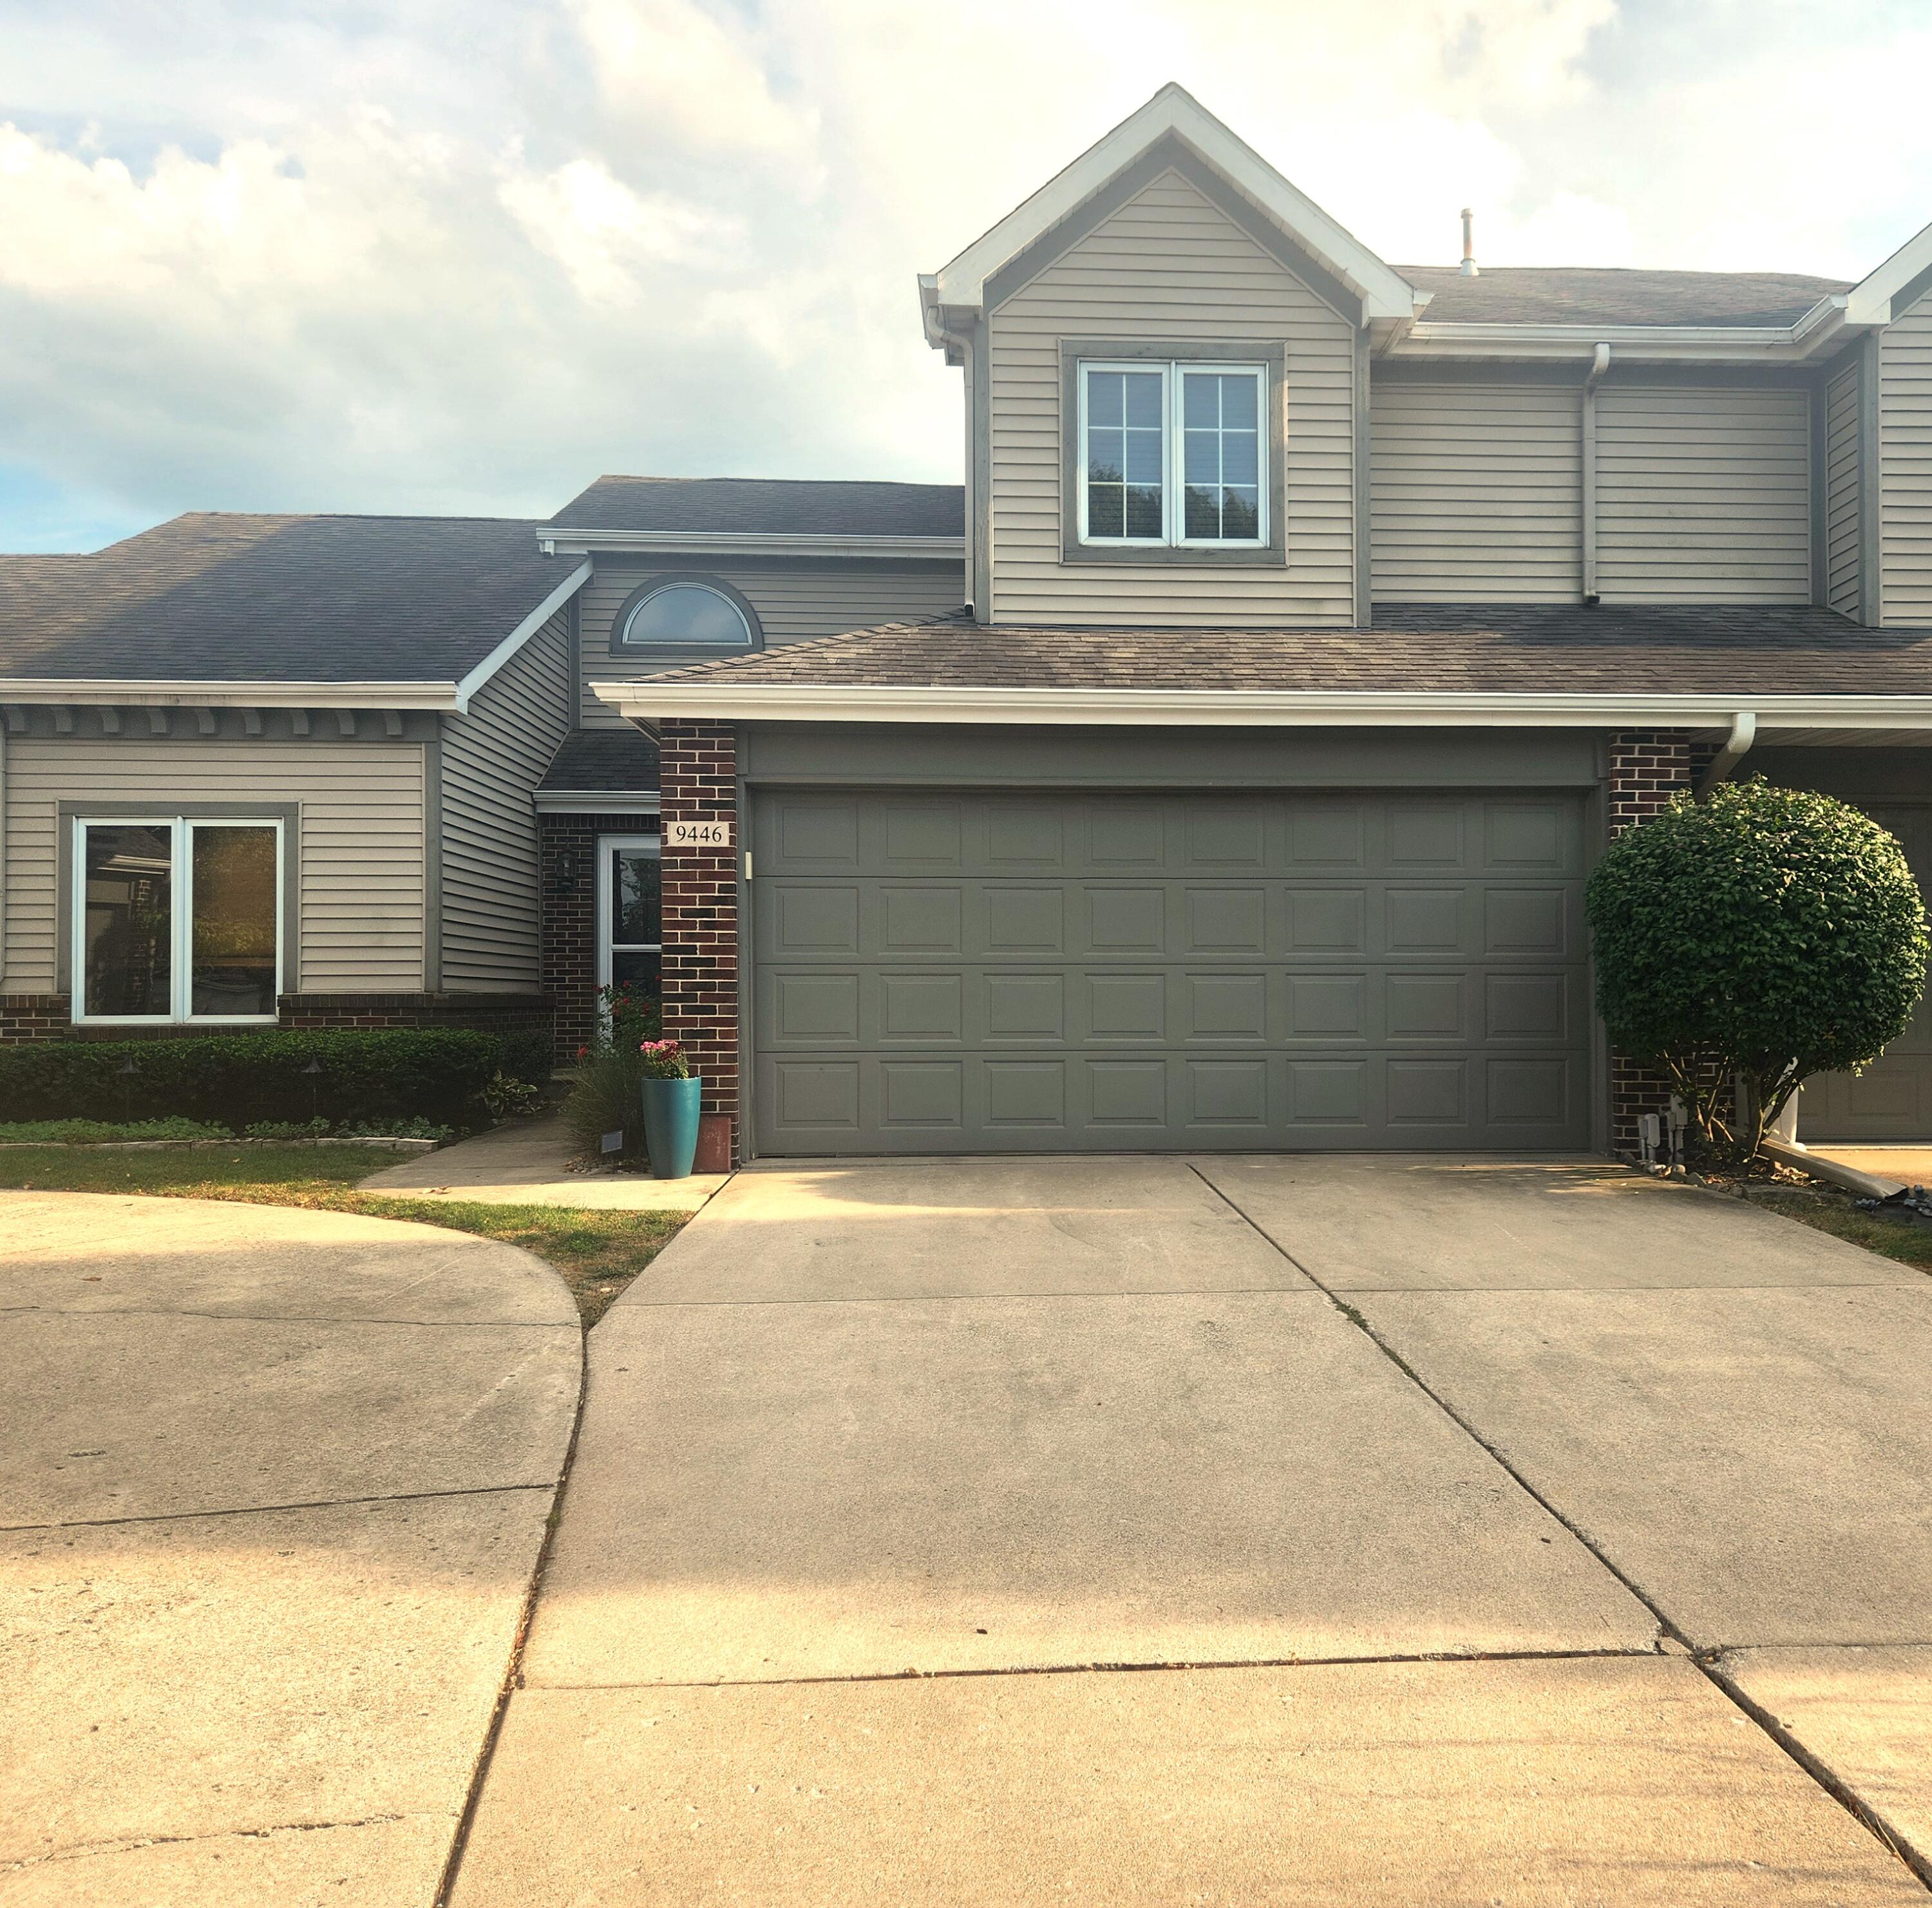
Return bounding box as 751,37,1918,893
1398,266,1850,328
0,513,573,684
645,604,1932,697
538,726,661,794
550,476,964,538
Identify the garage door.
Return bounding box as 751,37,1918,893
751,790,1592,1154
1803,805,1932,1141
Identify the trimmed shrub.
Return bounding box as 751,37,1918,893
1587,777,1929,1160
498,1029,555,1090
0,1028,502,1131
0,1117,229,1144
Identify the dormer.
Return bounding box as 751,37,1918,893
921,85,1420,630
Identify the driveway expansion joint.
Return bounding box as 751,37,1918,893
2,1480,562,1535
5,1303,574,1330
519,1643,1676,1697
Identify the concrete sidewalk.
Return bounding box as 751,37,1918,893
0,1191,582,1907
357,1114,727,1211
448,1155,1932,1905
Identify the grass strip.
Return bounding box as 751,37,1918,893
0,1144,685,1327
1742,1181,1932,1274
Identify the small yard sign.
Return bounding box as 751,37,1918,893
666,818,734,849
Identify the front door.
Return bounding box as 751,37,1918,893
596,833,663,1008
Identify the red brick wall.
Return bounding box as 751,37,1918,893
1604,728,1719,1153
539,810,658,1062
1,992,551,1046
659,719,741,1160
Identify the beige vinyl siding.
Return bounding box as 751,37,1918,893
1370,381,1582,602
439,607,573,990
1880,289,1932,625
987,167,1356,627
582,560,965,726
1825,358,1862,619
1595,385,1811,603
3,738,424,995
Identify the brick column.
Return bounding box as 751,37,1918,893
1604,728,1713,1152
659,720,741,1159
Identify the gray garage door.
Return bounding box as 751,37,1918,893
751,789,1592,1154
1803,805,1932,1141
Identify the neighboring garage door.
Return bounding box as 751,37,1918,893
1803,805,1932,1141
751,789,1593,1155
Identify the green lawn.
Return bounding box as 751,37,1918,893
0,1144,687,1327
1743,1180,1932,1275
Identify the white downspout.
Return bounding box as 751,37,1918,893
1696,711,1757,795
1582,343,1611,604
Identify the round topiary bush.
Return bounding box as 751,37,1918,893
1586,777,1929,1161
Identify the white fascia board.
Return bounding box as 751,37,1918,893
593,680,1932,733
0,679,460,710
932,84,1414,321
543,530,964,561
452,558,592,710
533,789,661,814
1846,216,1932,326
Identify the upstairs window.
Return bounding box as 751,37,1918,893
1076,359,1268,550
615,576,760,652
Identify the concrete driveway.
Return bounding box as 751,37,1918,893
0,1192,581,1907
450,1156,1932,1906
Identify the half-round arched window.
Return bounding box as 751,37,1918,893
612,575,762,652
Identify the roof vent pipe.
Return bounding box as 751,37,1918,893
1459,207,1479,277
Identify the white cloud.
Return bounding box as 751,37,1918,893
1,0,1929,548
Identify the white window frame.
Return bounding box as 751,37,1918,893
619,581,753,650
1075,358,1269,551
71,815,285,1026
595,831,662,1001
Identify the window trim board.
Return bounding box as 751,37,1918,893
1059,338,1287,567
65,808,293,1025
607,572,766,657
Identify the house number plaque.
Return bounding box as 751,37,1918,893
665,818,734,849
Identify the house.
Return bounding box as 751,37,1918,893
5,84,1932,1161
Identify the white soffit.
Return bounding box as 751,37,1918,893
931,83,1416,321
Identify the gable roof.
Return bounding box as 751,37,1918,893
925,84,1417,325
1399,267,1851,330
0,513,584,699
550,476,962,538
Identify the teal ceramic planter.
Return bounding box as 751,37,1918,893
639,1075,703,1180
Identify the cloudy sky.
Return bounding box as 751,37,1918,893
3,0,1929,551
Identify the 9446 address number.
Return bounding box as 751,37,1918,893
665,818,734,849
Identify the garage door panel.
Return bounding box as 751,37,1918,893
753,791,1591,1153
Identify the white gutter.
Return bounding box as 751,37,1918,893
533,789,660,814
542,529,964,561
591,681,1932,732
1392,312,1859,364
1696,711,1759,794
0,679,461,710
452,558,591,710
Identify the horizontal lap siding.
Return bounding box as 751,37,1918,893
1370,383,1581,601
2,738,424,994
1825,359,1862,619
440,609,573,990
1595,385,1811,603
988,169,1355,627
580,562,966,727
1880,292,1932,625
